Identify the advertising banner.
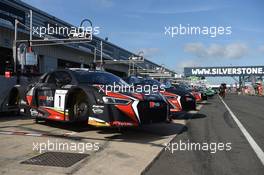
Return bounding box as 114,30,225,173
184,66,264,77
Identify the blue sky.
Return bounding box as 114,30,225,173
22,0,264,84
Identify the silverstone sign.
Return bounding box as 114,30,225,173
184,66,264,77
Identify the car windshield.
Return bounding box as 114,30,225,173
177,84,193,91
73,71,129,86
140,79,162,86
197,87,206,91
126,76,161,86
174,84,187,91
126,76,142,85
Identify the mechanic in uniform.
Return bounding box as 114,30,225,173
257,82,263,96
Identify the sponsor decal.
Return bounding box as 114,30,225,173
30,108,43,117
38,96,54,101
92,108,104,114
110,121,135,126
92,105,104,108
149,101,160,108
30,108,38,117
92,105,104,114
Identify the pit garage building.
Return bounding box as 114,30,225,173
0,0,175,78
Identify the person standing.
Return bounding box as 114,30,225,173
257,82,263,96
219,83,227,98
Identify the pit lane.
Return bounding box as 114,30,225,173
0,106,202,175
144,94,264,175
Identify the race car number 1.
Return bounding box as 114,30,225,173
54,90,68,110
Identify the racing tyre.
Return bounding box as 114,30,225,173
70,93,91,122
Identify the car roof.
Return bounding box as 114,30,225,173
54,68,105,74
68,68,90,71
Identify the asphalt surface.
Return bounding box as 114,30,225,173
144,94,264,175
1,94,264,175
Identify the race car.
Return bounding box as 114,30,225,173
125,76,196,114
192,87,208,101
175,83,206,101
138,79,183,112
198,87,215,97
191,91,203,102
7,69,169,127
168,84,197,111
125,76,182,113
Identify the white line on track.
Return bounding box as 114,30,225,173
219,95,264,166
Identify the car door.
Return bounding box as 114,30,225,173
36,72,56,109
36,71,72,112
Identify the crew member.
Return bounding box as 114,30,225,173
257,83,263,96
219,83,227,98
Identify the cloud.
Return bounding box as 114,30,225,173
138,48,161,57
184,42,248,59
135,3,221,15
258,45,264,53
140,6,214,14
184,43,206,57
178,60,198,68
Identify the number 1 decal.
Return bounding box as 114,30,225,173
54,90,68,110
58,96,61,107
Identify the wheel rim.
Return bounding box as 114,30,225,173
75,102,88,117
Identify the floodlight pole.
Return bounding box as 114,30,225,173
132,60,135,75
13,19,18,74
100,40,103,70
29,10,32,48
93,48,96,63
128,56,132,76
13,19,22,84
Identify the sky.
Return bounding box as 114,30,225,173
22,0,264,84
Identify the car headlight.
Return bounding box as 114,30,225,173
102,96,131,105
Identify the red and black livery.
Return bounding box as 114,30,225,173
8,69,169,127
